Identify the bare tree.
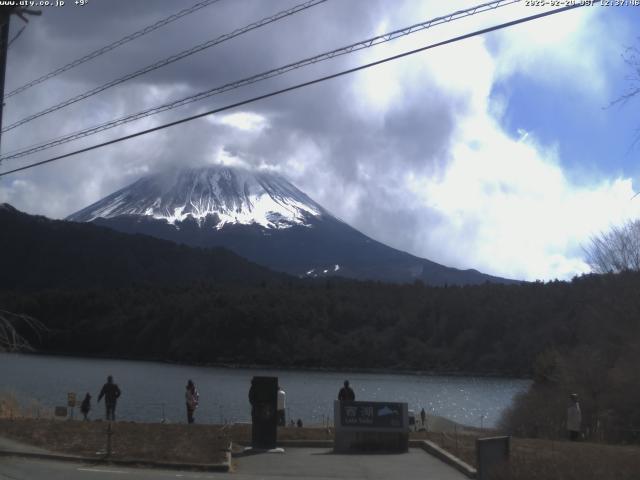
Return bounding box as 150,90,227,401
584,220,640,273
610,45,640,108
609,43,640,149
0,309,45,352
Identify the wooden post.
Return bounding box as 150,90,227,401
106,422,113,458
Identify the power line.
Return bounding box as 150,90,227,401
1,0,521,162
0,3,586,179
7,24,25,49
1,0,327,133
4,0,224,100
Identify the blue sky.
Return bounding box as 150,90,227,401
492,6,640,183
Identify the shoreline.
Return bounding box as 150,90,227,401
3,350,531,380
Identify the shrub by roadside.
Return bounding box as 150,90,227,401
0,391,52,419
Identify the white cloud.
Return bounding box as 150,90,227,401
291,1,640,281
491,6,617,100
407,122,640,280
3,0,638,283
215,111,269,132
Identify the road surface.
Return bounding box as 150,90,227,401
0,448,467,479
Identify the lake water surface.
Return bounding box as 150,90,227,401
0,353,529,428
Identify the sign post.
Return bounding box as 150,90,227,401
334,400,409,453
67,392,76,420
476,436,510,480
54,406,68,418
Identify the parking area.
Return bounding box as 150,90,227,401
233,447,468,480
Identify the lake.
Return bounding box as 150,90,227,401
0,353,529,428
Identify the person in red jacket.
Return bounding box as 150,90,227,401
185,379,199,424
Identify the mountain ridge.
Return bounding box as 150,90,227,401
0,202,286,290
67,165,517,286
68,166,326,230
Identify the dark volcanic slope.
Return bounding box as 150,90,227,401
66,165,517,286
0,204,285,290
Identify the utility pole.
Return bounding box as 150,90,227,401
0,7,41,157
0,10,11,155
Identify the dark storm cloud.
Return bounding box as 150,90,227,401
8,0,383,90
1,0,478,265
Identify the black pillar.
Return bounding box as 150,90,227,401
249,376,278,450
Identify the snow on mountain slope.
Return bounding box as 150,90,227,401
66,164,517,285
67,165,325,229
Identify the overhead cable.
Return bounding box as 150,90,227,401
0,3,586,178
1,0,327,133
4,0,224,100
1,0,520,162
7,25,26,49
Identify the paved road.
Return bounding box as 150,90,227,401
234,448,467,479
0,436,51,455
0,448,467,479
0,457,223,480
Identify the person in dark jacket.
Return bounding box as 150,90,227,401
249,378,257,420
338,380,355,402
80,393,91,421
97,375,121,421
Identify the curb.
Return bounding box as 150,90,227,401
0,447,232,473
277,440,334,448
409,440,477,478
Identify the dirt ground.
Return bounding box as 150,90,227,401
2,418,640,478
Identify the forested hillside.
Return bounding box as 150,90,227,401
3,203,639,439
3,272,639,379
0,204,285,289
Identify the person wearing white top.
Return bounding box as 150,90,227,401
567,393,581,441
277,386,286,427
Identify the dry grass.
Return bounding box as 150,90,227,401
413,429,640,480
0,417,333,465
2,410,640,477
0,418,231,464
0,392,20,418
495,441,640,480
0,391,52,419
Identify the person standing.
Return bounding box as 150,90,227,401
338,380,355,402
97,375,121,421
80,393,91,421
567,393,582,441
420,407,426,430
277,385,286,427
185,379,199,424
249,378,257,421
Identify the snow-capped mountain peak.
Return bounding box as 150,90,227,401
67,165,325,229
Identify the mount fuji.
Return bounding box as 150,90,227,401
67,165,514,285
